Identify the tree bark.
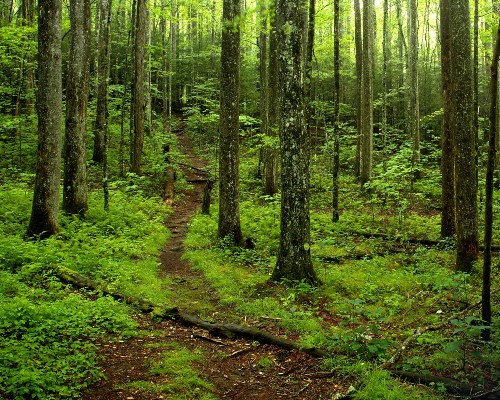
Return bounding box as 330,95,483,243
218,0,243,244
92,0,112,165
449,0,479,273
408,0,420,177
482,18,500,342
332,0,340,222
271,0,317,285
63,0,91,216
26,0,62,238
130,0,147,174
263,2,279,196
360,0,374,187
259,0,268,184
439,0,456,238
353,0,362,178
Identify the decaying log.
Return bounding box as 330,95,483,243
56,266,158,313
390,370,499,399
53,266,327,358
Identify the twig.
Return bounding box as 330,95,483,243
191,333,227,346
227,347,256,358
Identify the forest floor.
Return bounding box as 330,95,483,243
84,123,347,399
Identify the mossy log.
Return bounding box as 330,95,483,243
54,266,327,358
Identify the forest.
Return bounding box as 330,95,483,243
0,0,499,398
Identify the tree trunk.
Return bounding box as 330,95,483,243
332,0,340,222
408,0,420,177
439,0,456,238
449,0,479,273
263,2,279,196
271,0,317,285
26,0,62,238
482,18,500,342
130,0,147,174
259,0,268,183
63,0,91,216
96,0,112,210
218,0,243,244
353,0,362,178
360,0,374,187
382,0,389,171
305,0,315,124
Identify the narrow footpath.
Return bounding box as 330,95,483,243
84,123,344,400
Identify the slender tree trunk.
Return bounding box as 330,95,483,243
271,0,317,285
218,0,243,244
305,0,315,123
263,1,279,196
450,0,479,273
26,0,62,238
63,0,91,215
382,0,389,171
408,0,420,177
353,0,362,178
94,0,112,210
360,0,374,187
258,0,268,182
92,2,106,164
440,0,455,238
396,0,407,130
332,0,340,222
482,19,500,342
130,0,147,174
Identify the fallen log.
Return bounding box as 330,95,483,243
345,231,500,252
54,266,327,358
390,370,499,399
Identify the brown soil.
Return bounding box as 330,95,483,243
84,125,347,399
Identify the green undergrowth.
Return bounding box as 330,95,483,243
184,198,499,399
120,342,216,399
0,184,173,399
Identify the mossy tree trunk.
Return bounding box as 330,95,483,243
271,0,317,285
26,0,62,238
218,0,243,244
449,0,479,273
63,0,90,216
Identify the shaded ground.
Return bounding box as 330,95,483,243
84,124,346,399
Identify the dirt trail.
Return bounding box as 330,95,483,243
159,122,209,276
84,124,344,399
